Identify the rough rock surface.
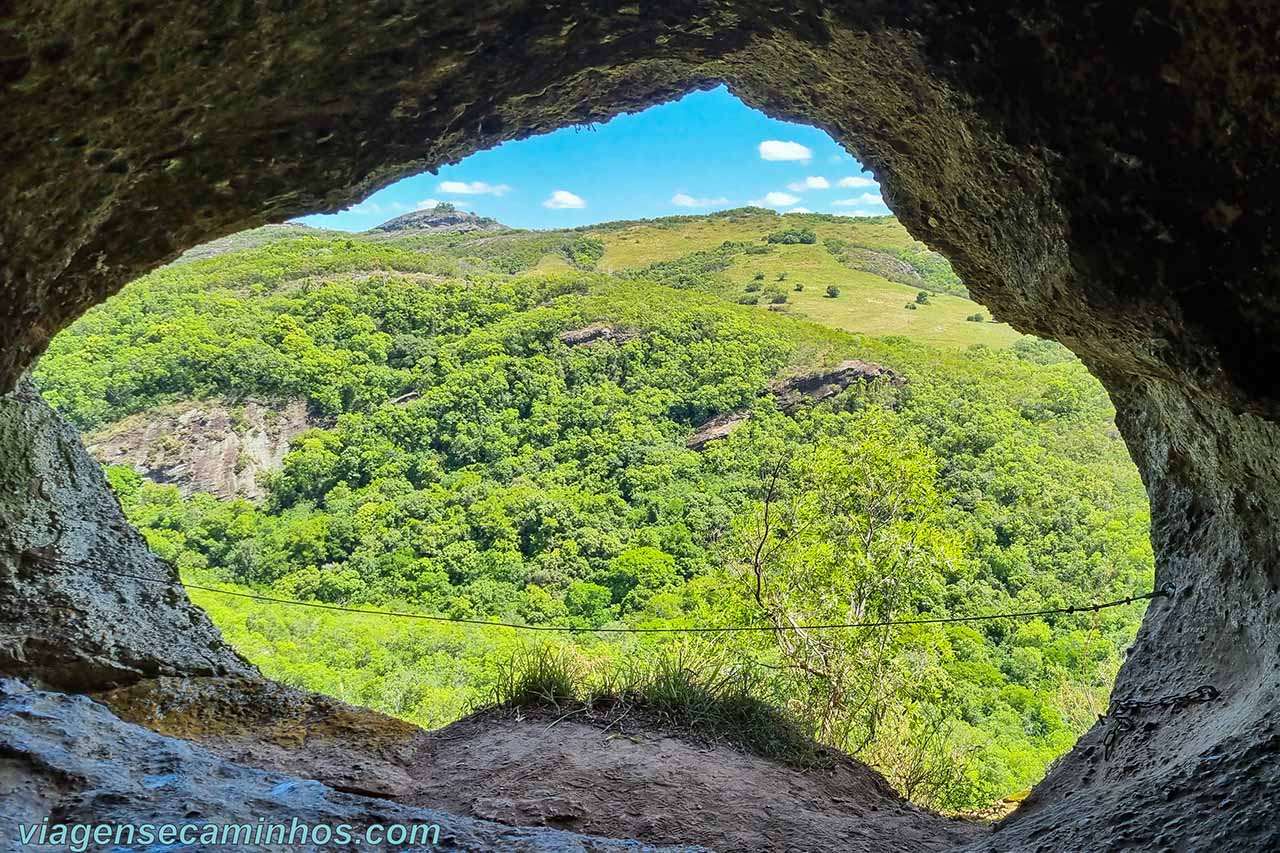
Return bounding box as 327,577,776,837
0,679,699,853
3,2,1280,850
0,380,254,691
96,677,982,853
85,398,316,501
769,359,904,412
560,323,641,348
687,359,902,449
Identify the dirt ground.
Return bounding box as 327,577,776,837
101,677,987,853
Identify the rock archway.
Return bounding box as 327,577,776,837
3,3,1278,849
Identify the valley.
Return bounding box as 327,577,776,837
33,206,1154,816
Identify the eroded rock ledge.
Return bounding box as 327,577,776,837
0,679,697,853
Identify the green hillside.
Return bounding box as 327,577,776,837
34,213,1152,812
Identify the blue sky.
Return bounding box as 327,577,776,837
299,86,888,232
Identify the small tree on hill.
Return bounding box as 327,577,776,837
915,290,931,305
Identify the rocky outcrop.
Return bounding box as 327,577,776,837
769,359,904,412
373,208,505,234
4,3,1280,849
560,323,640,347
85,399,316,501
687,360,903,449
0,380,254,691
0,679,698,853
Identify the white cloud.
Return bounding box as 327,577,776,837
542,189,586,209
672,192,730,208
438,180,511,196
748,191,802,208
838,175,878,189
833,193,885,207
758,140,813,162
416,198,440,210
785,176,830,192
784,207,813,214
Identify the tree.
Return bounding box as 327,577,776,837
825,285,840,298
728,409,957,749
765,227,817,245
915,290,931,304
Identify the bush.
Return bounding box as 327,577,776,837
966,312,986,322
744,281,762,292
752,271,765,281
916,290,931,304
776,271,789,281
793,283,804,292
905,302,918,310
824,285,840,298
770,292,788,304
765,227,817,245
737,294,760,305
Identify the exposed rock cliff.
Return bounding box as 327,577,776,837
85,399,316,501
687,359,903,450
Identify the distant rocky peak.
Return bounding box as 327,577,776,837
372,204,506,234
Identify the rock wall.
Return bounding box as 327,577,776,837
85,398,316,501
0,380,254,690
3,2,1280,849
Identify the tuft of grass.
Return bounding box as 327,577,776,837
489,645,583,709
485,644,830,768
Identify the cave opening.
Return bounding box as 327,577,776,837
23,86,1154,832
5,5,1279,850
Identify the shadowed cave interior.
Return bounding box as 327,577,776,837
3,3,1280,850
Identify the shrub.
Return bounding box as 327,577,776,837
776,271,789,281
770,292,788,304
744,281,762,292
905,302,918,310
737,294,760,305
793,283,804,292
824,285,840,298
752,271,765,281
916,290,931,304
765,227,817,245
966,312,986,322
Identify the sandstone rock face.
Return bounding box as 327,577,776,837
85,398,316,501
0,380,255,690
0,679,701,853
3,3,1280,849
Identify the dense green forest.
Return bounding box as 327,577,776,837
36,210,1153,811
